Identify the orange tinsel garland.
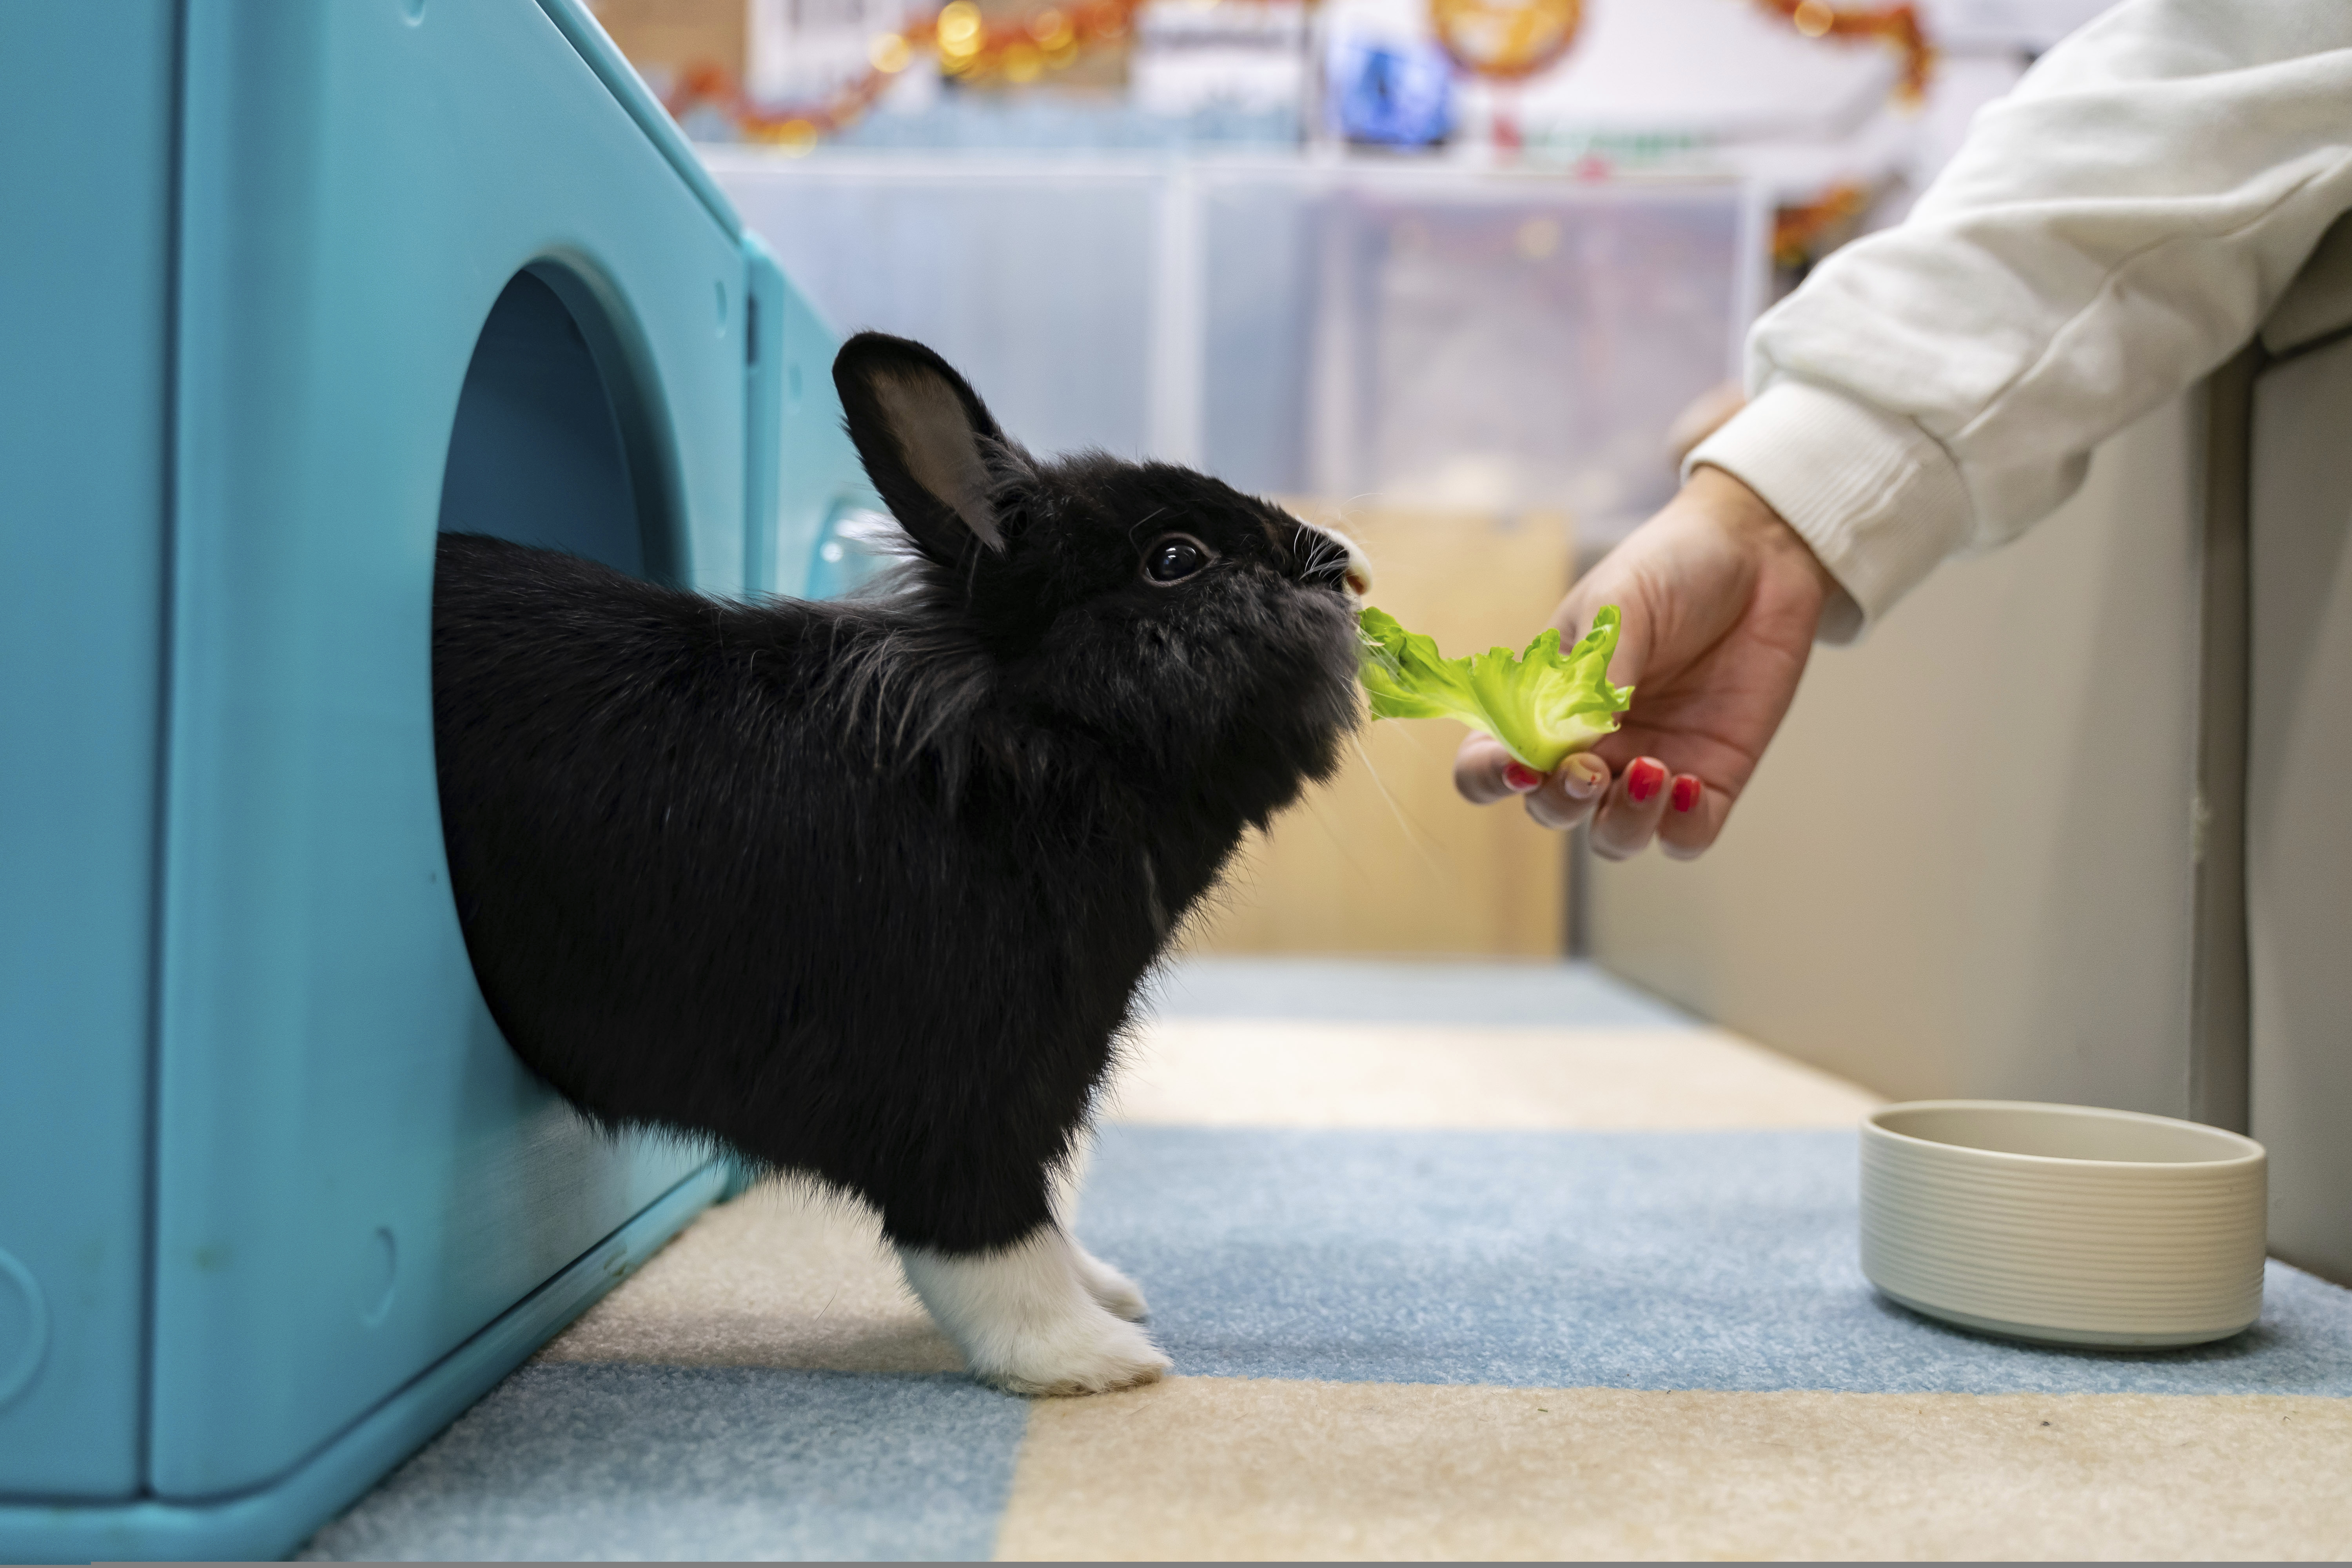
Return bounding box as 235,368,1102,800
1755,0,1933,103
1770,179,1872,270
665,0,1143,149
1427,0,1584,81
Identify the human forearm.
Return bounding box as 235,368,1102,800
1699,0,2352,635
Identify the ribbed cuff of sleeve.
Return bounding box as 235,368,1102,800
1684,380,1974,644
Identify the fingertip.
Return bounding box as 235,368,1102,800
1453,736,1517,804
1626,756,1668,805
1561,753,1610,801
1524,780,1594,832
1590,753,1671,859
1658,777,1729,858
1527,754,1607,831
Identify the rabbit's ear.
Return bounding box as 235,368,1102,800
834,333,1014,567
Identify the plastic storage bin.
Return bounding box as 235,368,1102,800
713,151,1760,544
0,1,870,1557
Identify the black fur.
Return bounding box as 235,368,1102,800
432,332,1362,1255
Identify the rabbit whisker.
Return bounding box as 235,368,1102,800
1349,730,1446,881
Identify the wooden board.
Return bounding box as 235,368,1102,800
1183,505,1573,958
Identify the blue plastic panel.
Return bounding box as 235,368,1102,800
535,0,742,245
0,0,177,1499
770,271,881,600
149,0,746,1498
0,1165,730,1562
744,235,789,593
743,232,880,599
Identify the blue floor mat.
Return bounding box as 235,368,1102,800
301,1366,1028,1562
1074,1125,2352,1397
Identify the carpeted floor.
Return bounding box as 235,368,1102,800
301,959,2352,1561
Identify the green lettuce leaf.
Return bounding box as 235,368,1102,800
1358,604,1634,772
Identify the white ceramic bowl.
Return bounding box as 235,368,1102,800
1860,1100,2267,1348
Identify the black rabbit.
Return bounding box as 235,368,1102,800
431,332,1369,1393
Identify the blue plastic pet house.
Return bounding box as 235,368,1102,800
0,3,872,1557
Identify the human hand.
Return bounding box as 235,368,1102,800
1454,468,1844,859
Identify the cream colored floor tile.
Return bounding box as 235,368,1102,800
996,1379,2352,1562
538,1179,962,1374
1105,1018,1882,1129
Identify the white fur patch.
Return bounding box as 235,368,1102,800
1324,524,1373,596
897,1225,1170,1396
1069,1241,1151,1321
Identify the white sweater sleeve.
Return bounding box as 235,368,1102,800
1688,0,2352,641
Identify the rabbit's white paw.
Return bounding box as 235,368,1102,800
1071,1243,1150,1321
898,1226,1171,1396
972,1302,1170,1396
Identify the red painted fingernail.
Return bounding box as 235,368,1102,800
1671,774,1701,813
1627,758,1666,803
1503,762,1541,792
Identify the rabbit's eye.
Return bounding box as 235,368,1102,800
1144,535,1211,584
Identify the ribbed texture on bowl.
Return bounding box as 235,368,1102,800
1860,1102,2266,1345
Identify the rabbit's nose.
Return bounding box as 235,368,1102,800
1327,528,1373,596
1298,523,1373,597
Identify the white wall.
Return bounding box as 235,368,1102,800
1591,392,2216,1117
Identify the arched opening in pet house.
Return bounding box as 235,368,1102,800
437,265,679,579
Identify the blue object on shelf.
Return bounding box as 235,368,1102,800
1328,34,1456,148
0,0,871,1557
